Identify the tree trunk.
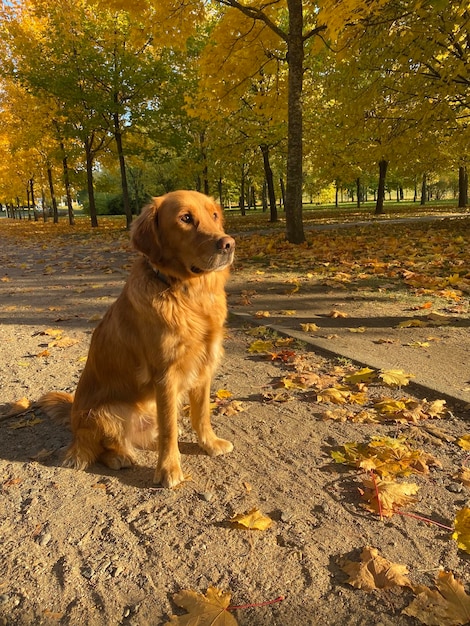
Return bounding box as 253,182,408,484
47,167,59,223
285,0,305,243
458,166,468,207
375,159,388,215
60,141,75,226
113,110,132,229
420,173,427,206
260,143,278,222
30,179,38,221
240,166,246,216
280,176,286,209
262,181,268,212
218,177,223,207
356,177,361,208
85,137,98,228
41,187,47,222
200,131,209,196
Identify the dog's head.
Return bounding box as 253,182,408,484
131,190,235,281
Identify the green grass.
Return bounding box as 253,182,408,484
224,198,468,233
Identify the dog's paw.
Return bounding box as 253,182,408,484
154,462,185,489
201,437,233,457
62,446,93,470
100,451,135,470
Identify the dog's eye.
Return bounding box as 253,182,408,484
181,213,193,224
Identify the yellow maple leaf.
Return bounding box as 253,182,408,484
317,387,350,404
341,546,411,591
245,326,269,337
216,389,233,400
343,367,376,384
43,328,63,337
404,571,470,626
452,507,470,554
254,310,270,318
379,369,414,386
348,326,366,333
248,339,274,353
397,319,429,328
230,508,273,531
329,310,349,318
457,435,470,451
300,322,319,332
361,476,419,517
165,587,238,626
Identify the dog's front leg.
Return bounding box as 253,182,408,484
154,378,185,488
189,379,233,457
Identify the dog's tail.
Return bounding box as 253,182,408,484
38,391,74,426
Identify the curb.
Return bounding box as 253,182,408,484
229,310,470,413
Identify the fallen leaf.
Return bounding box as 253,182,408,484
216,389,233,400
230,508,273,531
217,400,244,416
348,326,366,333
165,587,238,626
248,339,274,353
254,310,270,318
452,508,470,554
343,367,376,384
332,436,439,477
317,387,350,405
9,416,43,430
397,319,429,328
453,468,470,488
329,310,349,318
300,323,319,332
404,571,470,626
379,369,414,386
341,546,411,591
457,435,470,451
360,476,419,517
49,336,79,348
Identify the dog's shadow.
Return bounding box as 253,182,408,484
0,408,208,491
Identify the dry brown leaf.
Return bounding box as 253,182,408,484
217,400,244,417
49,336,79,348
404,571,470,626
165,587,238,626
453,468,470,488
341,546,411,591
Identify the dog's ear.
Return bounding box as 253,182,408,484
131,197,163,264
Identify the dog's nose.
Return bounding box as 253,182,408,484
217,236,235,252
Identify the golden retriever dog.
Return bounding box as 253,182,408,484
39,190,235,488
